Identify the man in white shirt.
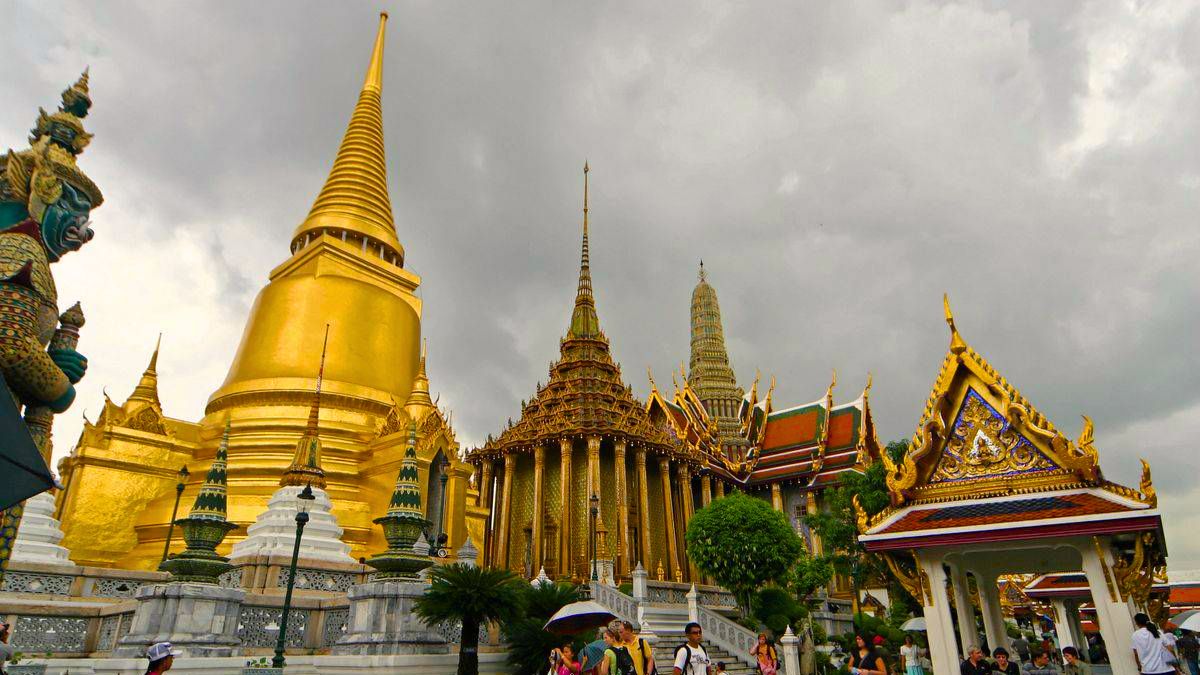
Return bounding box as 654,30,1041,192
674,622,712,675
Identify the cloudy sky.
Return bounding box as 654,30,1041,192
4,1,1198,567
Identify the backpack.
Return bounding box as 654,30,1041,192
611,645,637,675
674,643,700,674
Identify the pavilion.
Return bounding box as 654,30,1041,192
858,298,1165,675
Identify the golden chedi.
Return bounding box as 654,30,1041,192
55,13,487,570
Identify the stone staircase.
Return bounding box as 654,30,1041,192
649,631,759,675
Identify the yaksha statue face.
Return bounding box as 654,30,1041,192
39,181,94,260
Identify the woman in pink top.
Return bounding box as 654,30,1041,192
552,643,582,675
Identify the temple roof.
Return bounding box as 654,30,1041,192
646,367,881,487
858,296,1159,550
471,166,675,458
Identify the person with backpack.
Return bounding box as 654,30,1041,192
600,624,639,675
674,622,713,675
620,620,656,675
749,633,778,675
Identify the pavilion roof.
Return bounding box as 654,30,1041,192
858,296,1159,550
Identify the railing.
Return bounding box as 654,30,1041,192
697,605,760,671
590,582,639,624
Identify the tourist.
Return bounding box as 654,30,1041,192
621,620,656,675
749,632,778,675
144,641,182,674
1163,631,1182,674
876,635,895,673
1177,630,1199,675
715,663,727,674
1133,614,1176,675
551,642,583,675
673,622,712,675
850,634,888,675
600,623,638,675
1022,651,1060,675
901,635,924,675
1013,635,1032,663
962,646,992,675
992,647,1020,675
0,621,13,674
1062,647,1090,675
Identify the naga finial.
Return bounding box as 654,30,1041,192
1139,459,1157,507
944,294,967,355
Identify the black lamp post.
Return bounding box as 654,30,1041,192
436,455,451,556
589,492,599,582
161,465,189,563
273,483,315,669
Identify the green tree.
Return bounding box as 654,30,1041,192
414,564,525,675
686,491,804,612
786,553,835,603
504,581,586,675
804,441,912,617
753,586,808,636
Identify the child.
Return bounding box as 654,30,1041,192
715,662,727,674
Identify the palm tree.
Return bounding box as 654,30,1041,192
414,564,525,675
504,581,585,675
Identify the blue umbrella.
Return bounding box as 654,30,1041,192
577,638,608,673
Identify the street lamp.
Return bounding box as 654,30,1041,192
272,483,315,669
436,455,451,556
161,465,189,563
589,493,599,582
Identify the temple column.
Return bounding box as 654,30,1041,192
1066,600,1087,658
635,449,652,569
771,483,783,511
949,564,977,656
918,550,959,675
558,438,573,580
715,480,725,499
614,439,629,579
973,567,1008,653
1051,599,1076,652
478,460,494,565
700,474,712,508
806,492,823,556
1079,538,1138,675
496,454,516,570
659,456,680,581
677,463,699,582
586,435,601,571
531,445,545,577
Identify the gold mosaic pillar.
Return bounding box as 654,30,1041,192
614,438,629,579
806,492,823,556
635,449,652,569
587,435,601,500
771,483,783,511
659,456,680,582
496,454,516,570
700,474,712,508
559,438,572,579
678,463,700,582
716,480,726,499
532,445,545,576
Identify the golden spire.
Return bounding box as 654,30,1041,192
292,12,404,263
404,338,434,421
127,333,162,407
281,324,330,489
568,161,600,339
943,293,967,355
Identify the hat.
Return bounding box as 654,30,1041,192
147,642,183,660
873,636,885,645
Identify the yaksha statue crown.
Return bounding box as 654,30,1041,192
0,69,102,414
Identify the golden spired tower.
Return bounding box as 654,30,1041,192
687,262,747,456
469,165,704,584
56,14,485,569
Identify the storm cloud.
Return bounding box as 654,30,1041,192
4,1,1198,565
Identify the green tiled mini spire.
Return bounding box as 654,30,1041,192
158,416,239,583
368,421,432,579
188,417,231,520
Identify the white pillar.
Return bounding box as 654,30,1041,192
1079,539,1138,675
1066,600,1088,659
1051,599,1077,651
975,568,1009,654
781,625,801,675
919,550,961,675
950,564,978,657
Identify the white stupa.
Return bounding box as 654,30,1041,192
229,331,354,565
11,492,75,565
